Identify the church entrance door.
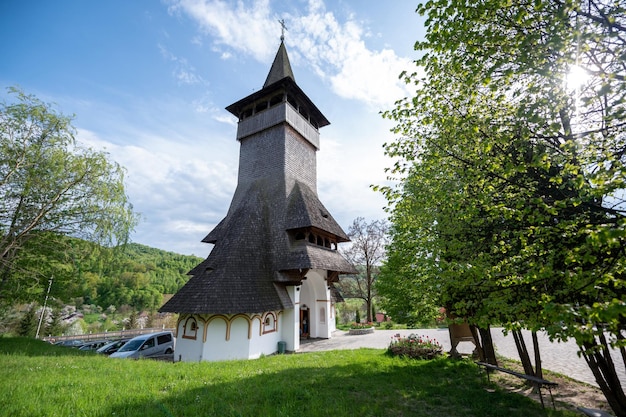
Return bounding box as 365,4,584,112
300,307,310,339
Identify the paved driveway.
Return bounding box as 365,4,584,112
298,328,626,388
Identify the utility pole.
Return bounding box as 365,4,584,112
35,276,53,339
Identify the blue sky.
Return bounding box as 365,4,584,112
0,0,426,256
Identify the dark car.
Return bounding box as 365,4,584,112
96,339,130,355
78,340,109,351
54,339,85,348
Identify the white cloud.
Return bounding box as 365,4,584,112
286,4,412,109
158,43,208,86
167,0,276,61
76,127,237,255
166,0,413,108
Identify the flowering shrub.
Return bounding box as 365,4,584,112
387,333,443,360
350,322,374,329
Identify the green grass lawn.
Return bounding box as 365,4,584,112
0,337,578,417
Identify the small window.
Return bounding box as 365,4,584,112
182,317,198,340
262,313,277,334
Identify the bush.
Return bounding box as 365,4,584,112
350,322,374,329
387,333,443,360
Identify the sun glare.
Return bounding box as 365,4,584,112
566,64,590,91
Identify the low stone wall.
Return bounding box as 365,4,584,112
348,327,375,335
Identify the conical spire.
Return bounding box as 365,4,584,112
263,41,295,88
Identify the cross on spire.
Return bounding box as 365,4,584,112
278,19,287,41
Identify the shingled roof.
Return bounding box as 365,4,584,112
160,183,293,314
285,182,349,242
264,41,294,88
277,244,355,274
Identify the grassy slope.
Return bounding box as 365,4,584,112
0,337,578,417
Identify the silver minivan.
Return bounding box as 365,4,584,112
109,331,174,359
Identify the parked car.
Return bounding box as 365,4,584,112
96,339,130,355
109,331,174,359
78,340,109,351
54,339,85,348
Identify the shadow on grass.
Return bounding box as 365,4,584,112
99,357,572,417
0,336,95,357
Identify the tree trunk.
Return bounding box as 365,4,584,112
365,269,373,323
512,330,545,393
532,331,543,379
580,333,626,417
512,329,535,377
365,298,372,323
469,325,498,365
480,326,498,365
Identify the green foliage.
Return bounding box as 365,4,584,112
89,242,202,311
0,86,139,305
380,0,626,344
3,232,201,314
0,337,576,417
379,1,626,413
127,310,138,329
45,309,65,337
17,307,37,337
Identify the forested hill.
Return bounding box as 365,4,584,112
80,242,205,311
12,235,205,312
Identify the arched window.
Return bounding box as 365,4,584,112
262,312,277,334
182,317,198,340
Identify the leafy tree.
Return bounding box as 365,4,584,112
379,1,626,413
0,87,138,305
376,209,441,327
127,310,138,330
45,308,65,337
17,305,37,337
338,218,389,322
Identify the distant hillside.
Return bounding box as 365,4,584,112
86,242,204,311
12,234,204,311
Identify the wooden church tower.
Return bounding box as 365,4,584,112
159,38,355,361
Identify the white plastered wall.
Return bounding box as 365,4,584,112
174,312,288,362
299,269,333,339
